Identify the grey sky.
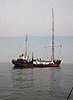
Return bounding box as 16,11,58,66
0,0,73,36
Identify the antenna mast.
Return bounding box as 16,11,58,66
52,5,54,61
25,35,28,59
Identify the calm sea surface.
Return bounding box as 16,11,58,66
0,63,73,100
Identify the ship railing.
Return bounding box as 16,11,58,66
67,87,73,100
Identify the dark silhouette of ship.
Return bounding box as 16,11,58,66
12,6,61,68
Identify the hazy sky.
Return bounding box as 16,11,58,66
0,0,73,36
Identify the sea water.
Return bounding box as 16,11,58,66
0,63,73,100
0,36,73,100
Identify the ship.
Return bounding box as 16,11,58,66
12,6,61,68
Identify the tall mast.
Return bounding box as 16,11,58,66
52,5,54,61
25,35,28,59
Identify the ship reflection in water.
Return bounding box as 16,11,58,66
11,67,65,100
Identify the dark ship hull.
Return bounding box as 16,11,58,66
12,59,61,68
